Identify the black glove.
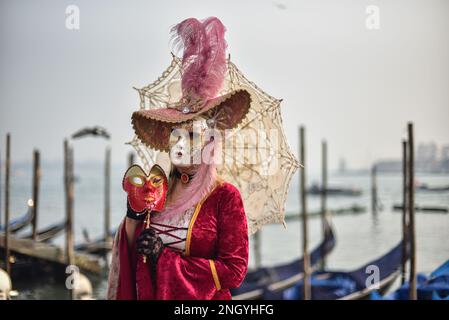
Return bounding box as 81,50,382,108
126,200,147,221
136,228,164,264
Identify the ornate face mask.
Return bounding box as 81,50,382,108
122,164,168,212
168,117,211,168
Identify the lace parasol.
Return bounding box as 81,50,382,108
128,54,300,235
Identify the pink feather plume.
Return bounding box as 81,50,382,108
171,17,227,101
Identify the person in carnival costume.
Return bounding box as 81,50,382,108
107,17,252,300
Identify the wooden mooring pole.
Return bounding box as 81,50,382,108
4,134,11,275
371,164,378,214
64,140,75,300
128,151,135,168
401,139,408,285
104,147,111,243
320,140,327,270
407,122,417,300
253,231,261,269
32,149,41,241
0,150,2,226
299,126,311,300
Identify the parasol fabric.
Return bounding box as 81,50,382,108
129,54,300,235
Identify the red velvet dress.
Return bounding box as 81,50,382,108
113,181,249,300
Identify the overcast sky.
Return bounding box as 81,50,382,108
1,0,448,174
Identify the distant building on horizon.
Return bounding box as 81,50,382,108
338,158,347,174
375,142,449,174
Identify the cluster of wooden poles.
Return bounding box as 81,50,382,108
0,122,420,300
0,133,132,299
297,122,418,300
252,129,330,271
298,125,329,300
251,122,418,300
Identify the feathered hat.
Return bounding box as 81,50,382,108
132,17,252,152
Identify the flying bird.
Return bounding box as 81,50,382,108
273,2,287,10
71,126,111,140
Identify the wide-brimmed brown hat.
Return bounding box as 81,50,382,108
131,17,252,152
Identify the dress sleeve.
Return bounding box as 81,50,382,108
155,184,249,299
107,219,141,300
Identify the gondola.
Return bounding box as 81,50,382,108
392,204,448,214
74,228,116,256
0,234,104,279
416,183,449,192
307,184,362,197
284,204,366,222
370,259,449,300
262,238,408,300
0,200,34,233
231,219,336,300
21,220,66,243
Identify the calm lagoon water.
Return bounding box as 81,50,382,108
2,161,448,299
